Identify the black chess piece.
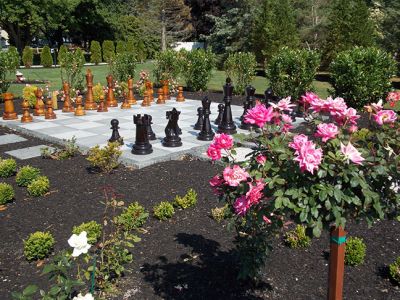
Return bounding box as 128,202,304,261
198,96,215,141
146,115,156,140
240,85,256,130
217,78,237,134
214,103,224,125
264,87,275,107
109,119,124,145
132,114,153,155
194,107,204,130
162,108,182,147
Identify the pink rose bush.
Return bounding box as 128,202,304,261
206,133,234,161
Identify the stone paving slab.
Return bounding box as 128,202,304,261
0,134,27,145
5,145,56,160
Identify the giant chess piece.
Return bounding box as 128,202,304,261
85,69,97,110
197,96,215,141
2,93,18,120
62,82,74,112
109,119,124,145
264,87,275,107
217,78,237,134
74,96,86,116
141,90,150,107
21,98,33,123
132,114,153,155
146,115,156,140
157,88,165,104
97,95,108,112
45,97,57,120
106,74,118,107
120,92,131,109
214,103,224,125
33,88,45,116
240,85,256,130
146,81,154,103
176,86,185,102
162,108,182,147
194,107,204,130
161,80,170,100
127,78,137,105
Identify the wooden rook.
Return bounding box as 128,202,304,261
217,78,237,135
146,81,154,103
120,92,131,109
176,86,185,102
74,96,86,116
198,96,215,141
62,82,74,112
21,99,33,123
45,97,57,119
33,88,45,116
157,88,165,104
109,119,124,145
106,74,118,107
2,93,18,120
162,108,182,147
161,80,170,100
141,90,150,107
328,226,347,300
132,114,153,155
97,95,108,112
127,78,137,105
85,69,97,110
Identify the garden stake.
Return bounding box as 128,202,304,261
328,226,347,300
90,254,97,294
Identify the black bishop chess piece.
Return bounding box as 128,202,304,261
162,108,182,147
197,96,215,141
217,78,237,134
132,114,153,155
240,85,256,130
194,107,204,130
109,119,124,145
146,115,156,140
214,103,224,125
264,87,275,107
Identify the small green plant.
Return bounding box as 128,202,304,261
40,46,53,67
116,202,149,231
224,52,257,95
86,142,122,173
93,82,104,102
40,147,54,159
0,182,14,205
90,40,102,65
0,158,17,177
16,166,41,187
22,85,38,107
27,176,50,197
174,188,198,209
345,237,366,266
59,136,79,159
389,257,400,284
24,231,55,261
284,225,311,249
153,202,175,220
22,46,33,68
211,204,229,223
72,221,102,245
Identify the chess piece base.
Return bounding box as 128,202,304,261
162,137,182,147
45,113,57,120
97,106,108,112
197,131,215,141
84,103,98,110
62,107,74,113
217,125,237,135
108,101,118,107
148,133,156,141
33,111,45,116
132,143,153,155
141,102,150,107
121,102,131,109
3,112,18,120
74,110,86,116
21,115,33,123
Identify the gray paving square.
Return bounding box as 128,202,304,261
6,145,56,160
0,134,27,145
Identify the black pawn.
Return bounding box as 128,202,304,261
132,114,153,155
217,78,237,135
194,107,204,130
240,85,256,130
214,103,224,125
109,119,124,145
146,115,156,140
264,87,275,107
162,108,182,147
198,96,215,141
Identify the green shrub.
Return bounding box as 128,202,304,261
60,49,85,97
211,204,229,223
266,47,320,101
40,46,53,67
102,40,115,63
57,45,68,65
330,47,397,109
8,46,20,69
27,176,50,197
24,231,55,261
181,49,216,91
224,52,257,95
0,158,17,177
0,183,14,205
116,40,126,55
16,166,41,187
22,46,34,68
116,202,149,231
111,52,137,82
154,49,182,83
284,225,311,249
345,237,366,266
72,221,102,245
153,202,175,220
174,188,197,209
0,50,19,93
389,257,400,284
90,40,102,65
86,142,122,173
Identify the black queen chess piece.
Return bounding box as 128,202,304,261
162,108,182,147
132,114,153,155
217,78,237,134
197,96,215,141
109,119,124,145
194,107,204,130
214,103,224,125
240,85,256,130
146,115,157,140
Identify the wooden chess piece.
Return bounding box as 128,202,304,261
132,114,153,155
120,92,131,109
45,97,57,119
194,107,204,130
176,86,185,102
162,108,182,147
162,80,170,100
74,96,86,116
2,93,18,120
62,82,74,112
141,90,150,107
214,103,224,125
33,88,45,116
217,78,237,135
146,81,154,103
85,69,97,110
51,91,58,110
127,78,137,105
109,119,124,145
240,85,256,130
106,74,118,107
97,95,108,112
156,88,165,104
21,99,33,123
198,96,215,141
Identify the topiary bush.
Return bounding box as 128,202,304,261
116,202,149,231
284,225,311,249
266,47,320,101
16,166,41,187
389,256,400,284
0,183,14,205
72,221,102,245
0,158,17,177
102,40,115,63
116,40,126,55
330,47,397,109
345,237,366,266
174,188,198,209
24,231,55,261
90,40,102,65
22,46,34,68
40,46,53,67
111,52,136,82
224,52,257,95
86,142,122,173
57,45,68,66
27,176,50,197
153,202,175,220
181,49,216,91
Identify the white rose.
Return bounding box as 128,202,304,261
68,231,91,257
73,292,94,300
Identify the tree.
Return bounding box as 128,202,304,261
379,0,400,55
162,0,194,43
116,41,126,55
102,40,115,63
40,46,53,68
57,45,68,66
22,46,34,68
90,41,102,65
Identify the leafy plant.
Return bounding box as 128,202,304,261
90,40,102,65
153,202,175,220
92,83,104,103
284,225,311,249
102,40,115,63
345,237,366,266
0,182,14,205
22,85,38,107
154,49,182,83
72,221,102,245
116,202,149,231
40,46,53,68
0,50,19,93
111,52,137,82
389,256,400,284
211,204,229,223
22,46,33,68
181,49,216,91
60,49,85,98
24,231,55,261
174,188,198,209
116,40,126,54
11,284,38,300
86,142,122,173
27,176,50,197
224,52,257,95
0,158,17,177
8,46,20,69
16,165,41,186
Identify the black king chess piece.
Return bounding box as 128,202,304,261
162,108,182,147
217,78,237,134
132,114,153,155
109,119,124,145
214,103,224,125
194,107,204,130
146,115,156,140
240,85,256,130
197,96,215,141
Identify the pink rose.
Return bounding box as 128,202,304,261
270,97,296,112
244,104,274,128
326,97,348,116
315,123,339,142
256,155,267,165
223,165,249,187
348,125,358,133
281,114,293,124
293,141,323,174
340,142,364,165
209,175,224,187
207,144,221,161
246,182,265,205
289,134,309,154
300,92,320,106
373,110,397,125
233,196,250,216
213,133,234,150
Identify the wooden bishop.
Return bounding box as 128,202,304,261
21,99,33,123
2,93,18,120
62,82,74,112
45,97,57,119
127,78,137,105
85,69,97,110
33,88,45,116
106,74,118,107
141,90,150,107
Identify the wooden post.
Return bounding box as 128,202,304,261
328,226,347,300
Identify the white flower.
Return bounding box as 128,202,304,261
73,293,94,300
68,231,91,257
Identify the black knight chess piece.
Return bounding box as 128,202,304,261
132,114,153,155
217,78,237,134
162,108,182,147
109,119,124,145
146,115,156,140
194,107,204,130
240,85,256,130
214,103,224,125
197,96,215,141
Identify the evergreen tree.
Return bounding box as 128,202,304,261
379,0,400,55
40,46,53,68
116,40,126,54
57,45,68,65
90,41,102,65
22,46,33,68
162,0,194,42
102,40,115,63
